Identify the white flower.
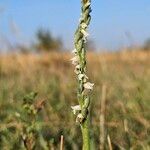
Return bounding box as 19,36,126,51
72,49,77,54
81,29,89,38
71,105,81,115
81,23,87,29
76,113,84,123
84,82,94,90
78,74,88,81
70,56,79,65
74,69,80,74
78,74,84,80
75,64,80,69
74,65,81,74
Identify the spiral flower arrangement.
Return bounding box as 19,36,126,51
70,0,93,149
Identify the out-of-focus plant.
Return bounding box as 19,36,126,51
0,51,150,149
143,38,150,51
71,0,93,149
19,92,49,150
0,92,52,150
34,28,63,52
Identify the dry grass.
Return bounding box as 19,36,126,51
0,50,150,149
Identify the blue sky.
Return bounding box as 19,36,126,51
0,0,150,50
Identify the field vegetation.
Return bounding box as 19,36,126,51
0,50,150,149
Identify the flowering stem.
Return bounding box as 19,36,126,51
71,0,93,149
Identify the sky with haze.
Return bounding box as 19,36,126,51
0,0,150,51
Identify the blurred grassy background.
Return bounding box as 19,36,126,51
0,50,150,149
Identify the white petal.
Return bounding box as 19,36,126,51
78,74,84,80
81,23,87,29
70,56,78,61
71,105,81,115
84,82,94,90
75,64,80,69
70,56,79,65
74,69,80,74
74,65,81,74
72,49,77,54
77,113,83,119
76,113,84,123
78,74,88,81
71,105,81,111
81,29,89,37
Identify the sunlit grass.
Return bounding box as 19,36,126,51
0,50,150,149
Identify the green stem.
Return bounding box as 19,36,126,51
81,119,90,150
73,0,92,149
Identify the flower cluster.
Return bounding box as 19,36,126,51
71,0,93,124
71,48,94,90
71,48,94,123
71,105,84,123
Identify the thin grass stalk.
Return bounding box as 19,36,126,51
122,105,131,149
100,85,107,150
60,135,64,150
107,135,113,150
71,0,93,150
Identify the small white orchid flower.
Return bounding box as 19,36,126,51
81,29,89,38
78,74,88,81
78,74,84,80
74,65,81,74
75,71,80,75
72,49,77,54
71,105,81,115
70,56,79,65
84,82,94,90
75,64,80,69
76,113,84,123
74,69,80,75
81,23,87,29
